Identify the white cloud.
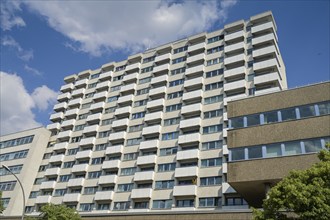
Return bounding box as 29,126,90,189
1,35,34,61
0,71,58,135
24,64,42,76
0,0,26,31
25,0,237,56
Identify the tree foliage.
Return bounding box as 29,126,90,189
26,204,81,220
253,146,330,220
0,191,4,213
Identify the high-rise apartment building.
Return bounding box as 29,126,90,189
0,127,50,216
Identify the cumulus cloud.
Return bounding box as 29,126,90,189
0,71,58,135
25,0,237,56
0,0,26,31
1,35,34,61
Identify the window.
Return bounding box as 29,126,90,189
207,35,223,44
263,111,278,124
199,197,221,207
74,124,85,131
134,201,149,209
164,117,180,126
158,163,176,172
169,79,184,87
117,183,133,192
143,56,155,63
114,202,130,210
246,114,260,127
204,109,222,119
123,153,138,161
0,164,23,176
247,60,254,67
78,113,89,120
281,107,297,121
110,85,121,92
90,73,100,79
284,141,302,156
247,48,253,55
153,200,172,209
84,187,97,194
67,148,79,155
304,139,323,153
174,45,188,54
104,107,116,113
0,135,33,149
201,158,222,167
29,191,39,198
299,105,316,118
231,148,245,161
43,153,52,159
155,180,174,189
205,69,223,78
266,143,282,157
203,124,222,134
318,102,330,115
205,82,223,91
226,197,247,206
115,65,126,71
200,176,221,186
162,132,179,140
88,82,97,89
127,138,142,146
99,131,111,138
132,112,146,119
85,93,94,98
25,206,34,213
172,56,186,64
248,146,263,159
0,181,16,191
38,165,47,172
166,104,182,112
176,199,194,207
141,66,153,73
87,171,102,179
71,136,82,143
202,141,222,150
63,161,75,168
136,88,149,95
59,175,71,182
134,99,148,107
159,147,178,156
107,96,118,103
129,124,144,132
120,167,136,176
34,178,44,185
230,117,244,129
204,95,223,104
139,77,152,84
54,189,67,196
91,157,105,165
113,75,124,81
206,57,223,66
167,91,183,99
101,118,113,126
95,143,110,151
0,150,29,162
97,203,110,210
79,203,94,212
246,37,252,43
171,67,185,75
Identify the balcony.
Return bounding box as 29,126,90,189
181,103,202,115
224,54,246,66
109,131,126,142
178,133,201,145
90,102,105,112
79,137,95,147
173,185,197,196
50,112,64,121
149,86,166,98
102,160,121,170
57,130,72,140
94,191,114,201
255,86,281,96
64,108,79,117
177,150,199,161
253,58,279,72
114,106,131,117
146,99,164,110
61,119,76,128
93,91,107,101
223,93,246,105
72,164,89,173
112,118,129,129
185,65,205,76
179,118,201,130
99,71,112,81
60,83,74,92
47,122,60,131
252,45,278,58
175,166,198,177
71,88,85,97
252,22,276,35
67,98,82,107
153,64,170,73
96,81,110,90
125,63,141,72
182,90,203,102
139,139,159,150
74,78,88,88
145,111,163,123
63,193,81,203
86,113,102,122
120,84,136,93
155,53,171,62
224,42,245,54
223,112,228,121
54,142,68,151
151,74,168,86
252,33,276,46
75,150,92,159
137,155,157,165
222,182,236,194
67,178,84,187
105,145,123,155
188,42,205,52
131,188,152,199
36,195,51,204
82,125,99,135
134,171,155,182
57,92,71,102
224,79,246,92
98,175,117,185
40,181,56,189
225,30,245,42
123,72,138,83
224,66,246,79
117,94,134,105
49,154,64,163
142,125,161,136
254,72,280,86
53,102,68,112
45,167,60,176
184,77,204,90
186,53,205,64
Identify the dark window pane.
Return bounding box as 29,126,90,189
248,146,262,159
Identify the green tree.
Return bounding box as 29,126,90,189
0,191,5,213
253,145,330,220
26,204,81,220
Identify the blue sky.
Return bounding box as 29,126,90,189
0,0,329,135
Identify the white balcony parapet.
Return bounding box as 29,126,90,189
223,112,228,121
181,103,202,115
109,131,126,142
112,118,129,128
145,111,163,122
139,140,159,150
155,53,171,62
123,72,138,83
151,74,168,85
186,53,205,63
224,94,247,105
177,150,199,161
131,188,152,199
222,144,229,155
126,63,141,71
142,125,161,136
185,65,205,76
83,125,99,134
72,164,89,173
252,33,277,46
74,78,88,88
54,142,68,151
255,87,281,96
57,92,71,101
146,99,165,109
175,166,198,177
99,71,112,80
223,128,228,138
61,119,76,128
53,102,68,111
222,182,237,194
105,145,123,155
188,42,205,52
179,118,201,129
118,94,134,104
173,185,197,196
120,84,136,93
224,54,246,65
182,90,203,101
60,83,74,92
64,108,79,117
86,113,102,122
47,122,60,131
115,106,132,116
153,64,170,73
134,171,155,182
224,66,246,79
98,175,117,185
254,72,280,85
222,162,228,173
45,167,60,176
149,86,166,97
57,130,72,139
224,79,246,92
96,81,110,90
50,112,64,121
71,88,85,97
225,30,245,42
253,45,278,58
75,150,92,159
40,181,56,189
178,133,201,145
79,137,95,147
90,102,105,111
67,178,84,187
252,22,277,37
93,91,107,100
137,155,157,165
49,154,64,163
94,191,114,201
184,77,204,89
36,195,51,204
253,58,279,71
63,193,81,203
102,160,121,170
67,98,82,107
224,42,245,53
